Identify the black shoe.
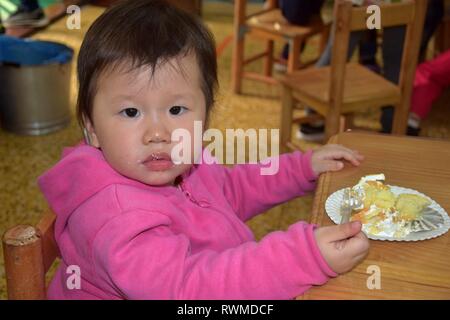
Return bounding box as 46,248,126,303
407,126,421,136
4,7,49,28
297,123,325,142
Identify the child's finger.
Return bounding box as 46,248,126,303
345,232,370,256
334,150,363,166
341,147,364,160
330,145,364,162
323,221,362,242
352,150,365,160
346,150,364,166
321,160,344,172
317,146,364,167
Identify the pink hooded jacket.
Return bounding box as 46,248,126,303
38,143,337,300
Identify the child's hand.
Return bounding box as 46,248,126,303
311,144,364,176
314,221,369,274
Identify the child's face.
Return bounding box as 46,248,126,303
85,53,207,186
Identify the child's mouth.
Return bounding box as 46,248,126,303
142,152,174,171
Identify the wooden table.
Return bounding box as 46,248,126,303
301,131,450,299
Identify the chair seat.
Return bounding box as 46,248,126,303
246,9,326,38
280,63,401,114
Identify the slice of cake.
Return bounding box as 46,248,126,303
395,194,431,221
348,174,431,237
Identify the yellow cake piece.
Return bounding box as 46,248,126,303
362,181,396,209
349,174,433,237
395,194,431,221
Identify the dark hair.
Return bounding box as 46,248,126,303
76,0,218,128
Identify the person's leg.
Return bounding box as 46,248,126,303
419,0,444,61
359,30,377,63
380,0,445,133
281,43,289,61
359,30,381,73
411,49,450,120
316,25,364,67
279,0,325,26
379,26,405,133
381,26,405,84
405,49,450,136
278,0,326,61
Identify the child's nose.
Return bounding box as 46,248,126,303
143,119,171,144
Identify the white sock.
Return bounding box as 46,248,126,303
407,115,421,129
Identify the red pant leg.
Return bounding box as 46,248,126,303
410,49,450,119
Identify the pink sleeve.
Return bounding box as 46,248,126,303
222,150,318,221
92,210,337,300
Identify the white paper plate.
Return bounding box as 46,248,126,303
325,186,450,241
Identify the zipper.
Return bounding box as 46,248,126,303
178,180,250,243
178,181,210,208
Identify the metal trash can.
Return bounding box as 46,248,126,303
0,35,73,135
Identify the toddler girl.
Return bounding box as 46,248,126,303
38,0,369,299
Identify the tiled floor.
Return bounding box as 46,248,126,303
0,1,449,299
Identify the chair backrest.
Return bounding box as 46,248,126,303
2,210,59,300
329,0,427,128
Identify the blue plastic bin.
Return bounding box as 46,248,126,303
0,35,74,135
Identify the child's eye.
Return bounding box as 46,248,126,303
169,106,187,115
120,108,140,118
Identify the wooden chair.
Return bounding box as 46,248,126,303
231,0,330,94
279,0,427,152
2,210,59,300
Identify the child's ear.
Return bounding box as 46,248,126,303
83,117,100,148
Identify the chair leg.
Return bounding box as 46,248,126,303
280,85,294,154
264,40,274,77
232,30,245,94
287,39,301,72
3,225,46,300
392,104,408,135
325,108,341,142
